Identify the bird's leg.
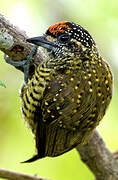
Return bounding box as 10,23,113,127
4,45,38,83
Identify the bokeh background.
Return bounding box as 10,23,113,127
0,0,118,180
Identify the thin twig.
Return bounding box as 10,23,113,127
0,168,50,180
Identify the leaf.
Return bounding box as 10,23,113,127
0,80,6,88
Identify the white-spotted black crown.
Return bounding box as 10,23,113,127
46,21,96,48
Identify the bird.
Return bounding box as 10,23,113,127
6,21,113,162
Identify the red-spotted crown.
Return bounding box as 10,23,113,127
47,22,72,35
46,21,95,48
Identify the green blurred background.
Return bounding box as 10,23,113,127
0,0,118,179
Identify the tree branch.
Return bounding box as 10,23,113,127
0,13,118,180
77,130,118,180
0,14,45,78
0,168,50,180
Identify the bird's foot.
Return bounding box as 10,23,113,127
4,45,38,83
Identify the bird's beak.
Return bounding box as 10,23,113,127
27,36,56,50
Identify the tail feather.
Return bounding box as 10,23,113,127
21,154,40,163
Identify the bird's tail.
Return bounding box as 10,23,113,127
21,154,40,163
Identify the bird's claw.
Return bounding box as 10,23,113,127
4,54,27,67
4,45,38,83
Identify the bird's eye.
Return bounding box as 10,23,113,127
58,34,70,43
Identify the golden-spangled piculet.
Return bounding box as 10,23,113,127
19,21,113,162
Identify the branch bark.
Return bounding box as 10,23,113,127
0,13,118,180
77,130,118,180
0,14,45,78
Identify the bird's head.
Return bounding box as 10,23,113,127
27,21,98,59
